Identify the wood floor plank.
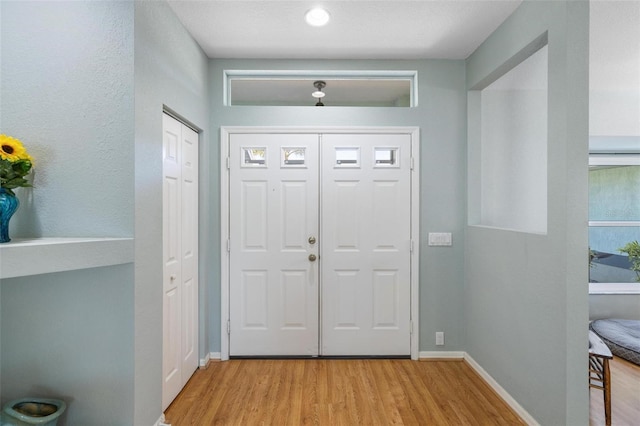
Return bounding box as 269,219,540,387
395,361,451,424
165,359,526,425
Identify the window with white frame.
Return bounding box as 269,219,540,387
224,70,417,107
589,154,640,293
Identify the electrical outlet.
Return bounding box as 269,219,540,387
436,332,445,346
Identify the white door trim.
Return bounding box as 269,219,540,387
220,126,420,360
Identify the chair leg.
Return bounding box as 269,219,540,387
603,358,611,426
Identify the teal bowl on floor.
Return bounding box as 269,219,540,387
2,398,66,426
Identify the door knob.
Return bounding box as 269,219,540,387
308,236,316,244
308,254,317,262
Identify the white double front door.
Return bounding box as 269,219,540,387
229,132,412,356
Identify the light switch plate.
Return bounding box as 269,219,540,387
428,232,452,246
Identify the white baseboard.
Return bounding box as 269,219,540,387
419,351,465,359
419,351,537,425
154,413,170,426
199,353,210,367
463,353,539,426
199,352,221,367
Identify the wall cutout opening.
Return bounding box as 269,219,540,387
225,71,417,107
469,39,548,234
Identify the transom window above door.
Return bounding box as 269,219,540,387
224,70,417,107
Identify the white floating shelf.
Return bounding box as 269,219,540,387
0,237,134,279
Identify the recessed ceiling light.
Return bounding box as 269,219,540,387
305,8,330,27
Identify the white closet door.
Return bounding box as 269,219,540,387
162,114,183,409
229,133,320,356
320,134,412,356
162,114,199,410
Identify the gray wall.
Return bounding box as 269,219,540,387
590,294,640,320
1,1,134,238
465,2,589,425
1,2,211,423
207,59,468,353
1,267,134,425
1,2,212,424
134,2,211,424
477,46,548,234
0,1,135,424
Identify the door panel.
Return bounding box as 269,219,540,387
321,134,411,356
241,270,268,327
229,134,319,356
241,181,268,250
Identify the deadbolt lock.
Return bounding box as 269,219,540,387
308,236,316,244
308,254,317,262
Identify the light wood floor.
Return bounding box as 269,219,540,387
590,356,640,426
165,359,525,425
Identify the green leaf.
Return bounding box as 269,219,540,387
12,159,32,175
1,158,32,193
4,177,27,188
0,160,12,176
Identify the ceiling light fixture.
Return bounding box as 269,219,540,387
305,8,331,27
312,81,326,106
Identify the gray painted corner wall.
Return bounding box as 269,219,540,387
465,1,589,425
207,58,468,354
135,2,211,424
1,266,134,426
0,0,134,238
0,1,136,424
1,1,211,423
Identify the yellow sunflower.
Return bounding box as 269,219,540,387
0,134,30,162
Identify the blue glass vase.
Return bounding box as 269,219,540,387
0,188,19,243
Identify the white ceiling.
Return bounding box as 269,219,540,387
166,0,522,60
167,0,640,136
